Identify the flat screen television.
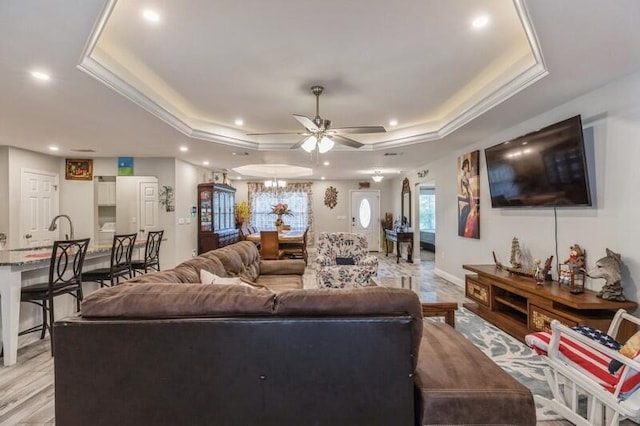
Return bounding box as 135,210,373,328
485,115,592,208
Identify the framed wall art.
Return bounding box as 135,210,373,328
118,157,134,176
324,186,338,209
65,159,93,181
457,150,480,239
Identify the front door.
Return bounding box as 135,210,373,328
349,190,380,252
20,169,58,247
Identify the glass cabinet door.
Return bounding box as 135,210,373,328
199,189,212,232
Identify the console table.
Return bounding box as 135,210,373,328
462,264,638,342
384,230,413,263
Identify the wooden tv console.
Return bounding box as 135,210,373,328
463,264,638,342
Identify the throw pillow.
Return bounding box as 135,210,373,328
335,257,355,265
610,331,640,374
200,269,243,286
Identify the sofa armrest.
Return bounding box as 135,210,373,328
260,259,306,275
315,254,334,267
357,255,379,267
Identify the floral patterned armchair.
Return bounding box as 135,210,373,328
315,232,379,288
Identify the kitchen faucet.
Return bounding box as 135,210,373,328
48,214,75,240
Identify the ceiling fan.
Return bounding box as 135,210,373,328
247,86,386,153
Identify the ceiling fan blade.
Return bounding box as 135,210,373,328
332,134,364,149
246,131,307,136
290,136,311,150
293,114,319,132
330,126,386,134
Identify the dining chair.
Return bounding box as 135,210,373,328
20,238,90,355
260,231,284,260
280,227,309,264
82,233,137,287
132,230,164,276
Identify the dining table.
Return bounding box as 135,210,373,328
244,229,305,244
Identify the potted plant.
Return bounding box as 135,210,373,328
235,201,250,228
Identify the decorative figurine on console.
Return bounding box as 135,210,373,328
559,244,586,293
587,248,626,301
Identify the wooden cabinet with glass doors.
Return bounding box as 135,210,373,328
197,183,239,254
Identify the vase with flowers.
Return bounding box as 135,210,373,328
270,203,292,231
235,201,250,229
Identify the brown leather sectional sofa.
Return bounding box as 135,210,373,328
53,241,535,425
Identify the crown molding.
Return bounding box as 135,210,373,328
79,0,548,152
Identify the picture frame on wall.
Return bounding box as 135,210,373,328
457,150,480,239
65,159,93,181
118,157,134,176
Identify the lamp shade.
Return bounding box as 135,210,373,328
301,135,317,153
318,136,334,153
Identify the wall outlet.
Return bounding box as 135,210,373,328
192,249,197,257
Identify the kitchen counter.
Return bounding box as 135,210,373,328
0,241,144,366
0,243,128,266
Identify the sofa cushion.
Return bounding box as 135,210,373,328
275,286,422,370
185,254,228,277
254,275,304,292
260,259,306,275
126,270,185,284
212,247,245,276
81,282,275,318
415,322,535,425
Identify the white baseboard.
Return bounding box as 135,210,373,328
434,268,464,288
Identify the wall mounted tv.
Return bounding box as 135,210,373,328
485,115,592,208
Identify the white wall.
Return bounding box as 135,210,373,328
0,146,9,242
404,71,640,304
174,159,199,264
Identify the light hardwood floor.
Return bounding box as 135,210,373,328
0,248,571,425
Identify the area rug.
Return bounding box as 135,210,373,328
428,307,561,421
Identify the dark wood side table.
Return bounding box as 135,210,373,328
384,230,413,263
372,276,458,328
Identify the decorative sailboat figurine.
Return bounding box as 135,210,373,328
510,237,522,269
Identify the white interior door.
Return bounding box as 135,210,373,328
20,170,58,247
349,190,380,252
138,180,159,240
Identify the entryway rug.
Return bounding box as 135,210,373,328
428,307,561,421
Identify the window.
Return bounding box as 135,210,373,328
359,199,371,229
419,188,436,232
251,191,309,230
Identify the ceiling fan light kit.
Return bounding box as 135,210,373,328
248,85,386,155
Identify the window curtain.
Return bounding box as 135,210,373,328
247,182,314,244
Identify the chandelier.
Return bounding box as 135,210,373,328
371,171,384,183
264,178,287,195
264,179,286,188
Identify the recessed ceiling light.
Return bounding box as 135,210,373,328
203,161,209,166
472,15,489,29
48,146,59,151
236,176,242,180
142,9,160,23
323,161,330,166
321,176,326,180
179,146,188,152
30,70,51,81
234,118,244,126
389,119,398,127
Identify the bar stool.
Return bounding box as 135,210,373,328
132,230,163,276
82,233,137,287
20,238,90,355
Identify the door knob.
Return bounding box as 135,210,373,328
25,233,32,239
